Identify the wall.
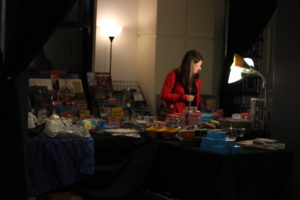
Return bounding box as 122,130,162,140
94,0,226,113
136,0,157,114
94,0,139,81
153,0,226,111
271,0,300,199
155,0,215,95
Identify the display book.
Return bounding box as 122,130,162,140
29,70,94,121
237,138,285,150
86,72,151,126
200,95,217,113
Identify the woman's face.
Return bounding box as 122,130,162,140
193,60,202,74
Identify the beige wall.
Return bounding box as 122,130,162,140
94,0,226,114
136,0,157,114
94,0,139,81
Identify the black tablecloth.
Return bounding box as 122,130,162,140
26,135,95,197
73,133,156,200
149,140,294,200
71,134,294,200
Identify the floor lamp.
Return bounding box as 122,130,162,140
101,20,122,75
228,53,269,137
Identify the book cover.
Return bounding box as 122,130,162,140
29,86,53,115
58,78,84,94
111,107,124,117
99,106,112,118
58,105,79,120
50,70,67,79
29,78,53,91
133,92,144,101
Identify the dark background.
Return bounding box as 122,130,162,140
1,0,300,199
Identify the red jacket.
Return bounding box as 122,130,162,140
161,68,201,113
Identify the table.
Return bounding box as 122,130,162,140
26,135,95,197
73,133,156,199
149,140,294,200
71,134,294,200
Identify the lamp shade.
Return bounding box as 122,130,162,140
228,65,243,84
228,53,256,84
100,19,122,38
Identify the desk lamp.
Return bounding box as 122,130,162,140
228,53,266,88
228,53,269,137
101,20,122,75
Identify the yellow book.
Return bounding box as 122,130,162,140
111,107,124,117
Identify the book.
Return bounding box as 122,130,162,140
29,86,53,115
87,72,115,118
133,92,144,101
50,69,67,79
237,138,285,150
29,78,53,91
106,116,121,126
58,78,84,94
99,106,112,118
58,105,79,121
111,107,124,117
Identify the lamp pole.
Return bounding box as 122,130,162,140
109,36,115,75
100,20,122,75
252,69,269,137
228,54,270,137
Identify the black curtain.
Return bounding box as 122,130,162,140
0,0,77,199
219,0,277,116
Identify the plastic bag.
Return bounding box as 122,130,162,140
43,114,90,138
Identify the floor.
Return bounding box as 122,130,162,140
29,192,84,200
28,190,178,200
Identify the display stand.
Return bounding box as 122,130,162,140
87,72,151,123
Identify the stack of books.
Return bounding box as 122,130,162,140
237,138,285,150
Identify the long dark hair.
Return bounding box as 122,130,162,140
177,50,203,92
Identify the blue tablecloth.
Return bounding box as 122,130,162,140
26,135,95,197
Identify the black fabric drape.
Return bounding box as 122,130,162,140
0,0,77,199
73,136,158,200
219,0,277,116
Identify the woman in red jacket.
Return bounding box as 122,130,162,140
161,50,203,113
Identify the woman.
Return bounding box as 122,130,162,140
161,50,203,113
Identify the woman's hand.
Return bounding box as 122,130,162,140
186,95,195,102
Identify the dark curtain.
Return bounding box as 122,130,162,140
0,0,77,199
219,0,277,116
